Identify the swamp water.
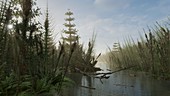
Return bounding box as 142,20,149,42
62,62,170,96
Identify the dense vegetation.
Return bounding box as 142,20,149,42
0,0,99,95
61,10,100,72
105,21,170,80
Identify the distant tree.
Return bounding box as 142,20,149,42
60,10,100,72
62,9,79,49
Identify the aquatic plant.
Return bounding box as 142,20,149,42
106,21,170,80
0,0,100,95
0,0,73,95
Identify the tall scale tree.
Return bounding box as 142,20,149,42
44,3,54,57
62,9,79,47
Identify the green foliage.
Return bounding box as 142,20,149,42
61,32,100,72
106,21,170,80
0,71,69,96
62,9,79,48
0,0,99,95
0,0,97,96
0,0,75,95
61,10,100,72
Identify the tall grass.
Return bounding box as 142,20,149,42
107,21,170,80
68,35,100,72
0,0,99,95
0,1,72,95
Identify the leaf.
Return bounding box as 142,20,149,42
17,91,32,96
20,81,31,88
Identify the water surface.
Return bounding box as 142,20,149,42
62,62,170,96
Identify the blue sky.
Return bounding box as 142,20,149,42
37,0,170,54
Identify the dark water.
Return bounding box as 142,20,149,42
61,63,170,96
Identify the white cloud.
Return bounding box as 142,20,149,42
94,0,131,10
36,0,170,54
76,14,149,54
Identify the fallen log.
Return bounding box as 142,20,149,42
75,65,136,83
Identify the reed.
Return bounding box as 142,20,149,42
61,34,100,72
0,0,99,95
107,21,170,80
0,0,72,95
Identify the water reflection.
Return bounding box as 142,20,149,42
80,76,94,96
62,63,170,96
